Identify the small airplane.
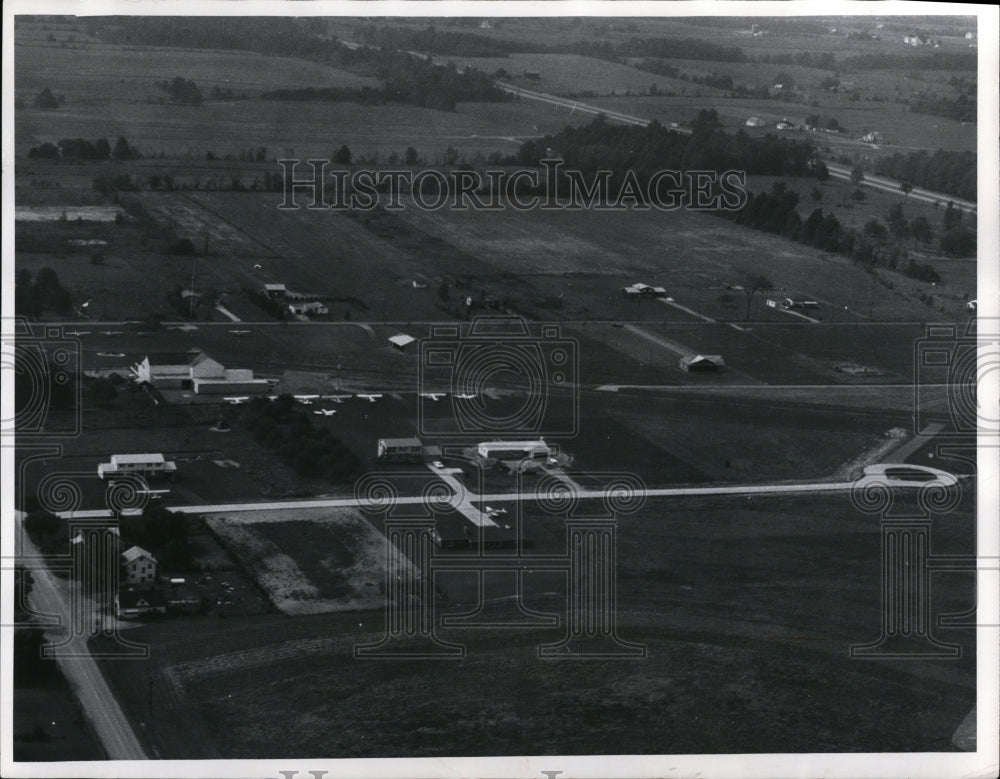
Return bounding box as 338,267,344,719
484,505,508,517
313,408,337,416
294,394,319,404
454,393,477,400
97,351,125,358
65,330,90,336
99,330,122,336
252,264,263,270
224,396,250,405
168,324,198,332
357,393,383,403
228,329,252,336
419,392,445,401
320,394,352,403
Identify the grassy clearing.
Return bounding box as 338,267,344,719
204,508,403,614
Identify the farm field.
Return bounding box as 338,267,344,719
90,489,975,758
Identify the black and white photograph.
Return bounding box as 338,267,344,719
2,2,997,778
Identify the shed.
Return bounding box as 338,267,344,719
388,333,416,351
679,354,725,372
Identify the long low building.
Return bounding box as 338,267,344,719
132,349,270,394
477,439,551,461
98,453,177,480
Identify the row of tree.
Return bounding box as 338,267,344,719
15,267,73,315
872,149,975,203
28,136,139,161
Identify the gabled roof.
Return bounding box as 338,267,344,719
388,333,416,348
121,545,157,565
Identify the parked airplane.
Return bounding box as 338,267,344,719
97,352,125,358
320,394,352,403
99,330,123,336
66,330,91,336
420,392,446,401
224,396,250,405
454,393,477,400
294,394,319,404
229,329,252,336
314,409,337,416
357,393,383,403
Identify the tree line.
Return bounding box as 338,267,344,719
872,149,975,203
28,135,140,161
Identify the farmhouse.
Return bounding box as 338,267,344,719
477,439,551,461
679,354,726,372
132,349,270,394
98,452,177,481
121,545,158,584
115,587,167,619
377,437,424,462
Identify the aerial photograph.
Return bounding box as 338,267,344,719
2,2,996,778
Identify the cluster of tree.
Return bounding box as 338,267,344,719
872,149,975,203
15,267,73,316
804,114,843,132
717,181,949,279
239,395,363,483
166,283,217,320
354,24,523,57
120,502,195,571
515,113,814,193
157,76,203,106
908,91,976,124
84,17,335,59
87,374,126,408
22,508,68,556
262,51,507,111
14,625,58,687
245,287,289,320
939,202,976,258
28,135,139,161
33,87,61,109
839,51,977,72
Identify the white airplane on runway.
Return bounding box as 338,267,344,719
454,393,477,400
314,408,337,416
294,394,319,404
99,330,123,336
357,393,383,403
66,330,91,336
97,352,125,358
320,394,352,403
229,329,251,336
420,392,446,401
224,396,250,405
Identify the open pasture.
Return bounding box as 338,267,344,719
204,508,403,615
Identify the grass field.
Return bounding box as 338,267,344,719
205,508,398,614
92,488,976,757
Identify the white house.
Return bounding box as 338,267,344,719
98,453,177,481
288,301,329,316
121,545,158,584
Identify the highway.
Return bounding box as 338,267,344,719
16,513,148,760
825,163,976,214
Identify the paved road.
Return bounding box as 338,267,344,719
825,163,976,215
16,514,148,760
60,463,958,520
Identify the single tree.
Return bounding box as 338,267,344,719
742,273,774,320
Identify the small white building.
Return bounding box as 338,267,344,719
121,545,158,585
132,350,270,395
679,354,725,372
98,453,177,481
477,439,551,461
288,301,329,316
263,283,287,297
